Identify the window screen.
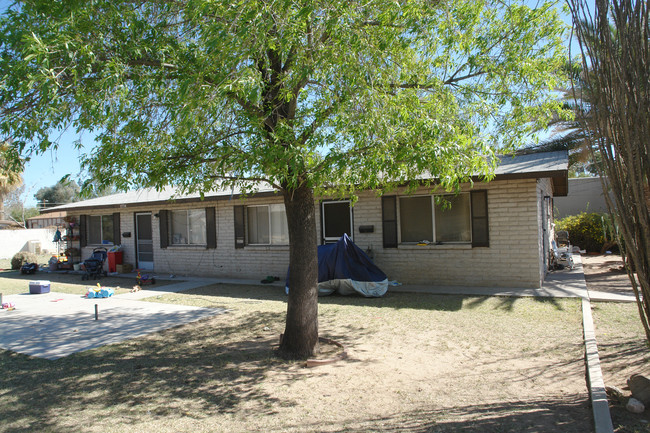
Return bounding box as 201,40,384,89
435,194,471,242
399,196,433,243
247,206,270,244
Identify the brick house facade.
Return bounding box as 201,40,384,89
45,151,568,290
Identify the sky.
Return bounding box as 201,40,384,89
20,130,89,207
0,0,90,207
3,0,582,208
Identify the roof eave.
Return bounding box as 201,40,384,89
39,190,282,214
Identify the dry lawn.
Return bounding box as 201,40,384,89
0,269,173,296
0,280,591,433
582,254,650,432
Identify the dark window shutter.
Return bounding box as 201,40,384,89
159,210,169,249
206,207,217,249
113,212,121,245
79,215,88,248
471,190,489,247
382,196,398,248
234,205,245,249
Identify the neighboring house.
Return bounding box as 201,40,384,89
0,219,22,229
42,151,568,290
26,211,67,229
553,177,611,218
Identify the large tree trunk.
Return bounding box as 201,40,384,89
279,184,320,359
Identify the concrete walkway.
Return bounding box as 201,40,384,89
0,279,227,360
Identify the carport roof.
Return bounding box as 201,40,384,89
43,150,568,213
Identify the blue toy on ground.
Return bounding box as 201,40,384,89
87,286,114,298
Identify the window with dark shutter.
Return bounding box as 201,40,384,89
234,205,245,249
159,210,169,249
382,196,398,248
471,190,489,247
113,212,121,245
79,215,88,248
206,207,217,249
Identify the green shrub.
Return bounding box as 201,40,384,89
11,251,37,270
555,212,616,253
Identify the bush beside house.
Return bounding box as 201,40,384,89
555,212,617,253
11,251,36,270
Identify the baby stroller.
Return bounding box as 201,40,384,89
81,247,108,280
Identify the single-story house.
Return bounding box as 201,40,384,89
0,219,22,229
26,211,68,229
42,150,568,290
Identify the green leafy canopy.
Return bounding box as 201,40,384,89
1,0,569,197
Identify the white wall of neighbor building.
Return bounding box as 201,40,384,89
554,177,610,218
71,177,548,289
0,228,59,259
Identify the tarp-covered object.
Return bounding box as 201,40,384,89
286,234,388,297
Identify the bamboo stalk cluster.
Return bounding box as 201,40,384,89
570,0,650,342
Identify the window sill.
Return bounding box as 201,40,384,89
168,244,208,250
244,245,290,251
398,243,472,250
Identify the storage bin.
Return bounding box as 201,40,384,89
107,251,123,273
29,281,51,294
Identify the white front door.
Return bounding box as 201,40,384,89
135,213,154,270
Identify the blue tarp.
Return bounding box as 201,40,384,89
286,234,388,297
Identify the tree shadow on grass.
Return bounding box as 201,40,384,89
597,338,650,374
274,396,591,433
0,310,297,433
463,295,569,312
165,283,578,315
183,283,466,312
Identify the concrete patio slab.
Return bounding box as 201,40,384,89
0,290,226,360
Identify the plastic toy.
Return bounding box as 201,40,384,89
136,270,156,285
86,283,114,298
20,262,39,275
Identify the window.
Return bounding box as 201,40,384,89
321,201,352,243
171,209,207,245
247,204,289,245
399,196,433,243
399,193,471,244
435,194,471,242
159,208,215,249
87,215,114,245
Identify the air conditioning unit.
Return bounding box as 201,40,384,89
27,240,42,254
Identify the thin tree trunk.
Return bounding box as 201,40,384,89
570,0,650,343
279,184,320,359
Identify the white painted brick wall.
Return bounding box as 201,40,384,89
73,178,547,288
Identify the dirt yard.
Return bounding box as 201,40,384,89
582,254,650,432
582,254,639,296
1,259,647,432
0,277,591,433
